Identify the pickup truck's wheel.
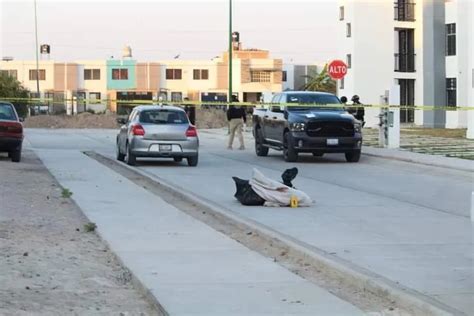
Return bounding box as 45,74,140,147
283,132,298,162
255,128,269,157
345,150,361,162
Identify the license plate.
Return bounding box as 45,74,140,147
159,144,172,151
327,139,339,146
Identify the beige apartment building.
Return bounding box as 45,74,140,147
1,37,283,112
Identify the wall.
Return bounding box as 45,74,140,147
350,0,395,127
106,59,136,90
467,0,474,139
0,60,57,93
75,60,107,97
422,0,446,128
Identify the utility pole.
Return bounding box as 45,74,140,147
34,0,40,99
228,0,233,104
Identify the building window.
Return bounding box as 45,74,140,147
446,78,456,107
0,69,18,79
282,71,287,82
446,23,456,56
193,69,209,80
29,69,46,80
346,54,352,68
166,68,182,80
84,69,100,80
339,6,344,21
346,23,351,37
250,71,271,83
340,77,345,89
89,92,101,103
394,0,416,21
171,92,182,102
112,68,128,80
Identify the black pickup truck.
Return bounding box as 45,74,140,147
253,91,362,162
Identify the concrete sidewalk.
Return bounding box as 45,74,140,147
31,147,363,315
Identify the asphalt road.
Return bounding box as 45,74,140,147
24,128,474,315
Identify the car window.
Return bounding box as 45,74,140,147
139,110,188,124
128,110,137,123
271,94,280,104
0,104,17,121
287,94,340,105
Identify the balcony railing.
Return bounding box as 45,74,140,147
394,2,416,21
394,53,416,72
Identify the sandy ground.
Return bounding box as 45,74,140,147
23,109,248,130
0,151,157,315
24,112,118,129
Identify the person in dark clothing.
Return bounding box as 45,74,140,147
351,95,365,126
340,96,348,104
182,97,196,125
226,98,246,150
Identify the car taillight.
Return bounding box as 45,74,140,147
131,124,145,136
186,125,197,137
6,123,22,134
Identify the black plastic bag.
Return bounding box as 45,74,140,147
232,177,265,206
281,168,298,188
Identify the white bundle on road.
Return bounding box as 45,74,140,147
249,169,313,207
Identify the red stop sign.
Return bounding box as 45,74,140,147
328,60,347,80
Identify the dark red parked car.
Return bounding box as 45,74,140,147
0,102,24,162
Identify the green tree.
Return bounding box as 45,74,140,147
0,72,30,117
300,64,337,93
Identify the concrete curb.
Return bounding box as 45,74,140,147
120,161,464,316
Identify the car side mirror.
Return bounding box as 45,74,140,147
284,110,289,120
271,106,284,113
116,118,127,124
19,117,25,122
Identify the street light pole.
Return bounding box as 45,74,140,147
228,0,233,104
34,0,40,99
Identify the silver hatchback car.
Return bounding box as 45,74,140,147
116,105,199,166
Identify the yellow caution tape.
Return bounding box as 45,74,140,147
1,97,473,111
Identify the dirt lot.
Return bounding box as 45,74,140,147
0,151,157,315
24,112,119,129
23,108,234,130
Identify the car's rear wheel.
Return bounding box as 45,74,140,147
255,128,269,157
345,150,361,162
174,157,183,162
11,149,21,163
187,155,198,167
116,141,125,161
283,132,298,162
125,143,136,166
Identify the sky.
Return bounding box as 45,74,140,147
1,0,338,65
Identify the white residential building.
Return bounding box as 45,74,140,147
337,0,473,136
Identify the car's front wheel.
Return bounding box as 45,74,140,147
125,143,136,166
187,155,198,167
255,128,269,157
283,133,298,162
345,150,361,162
